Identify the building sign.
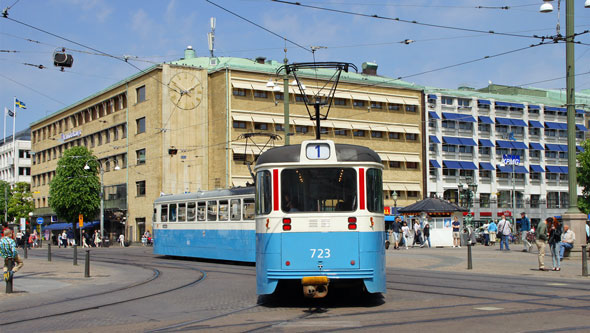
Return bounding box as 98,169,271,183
502,154,520,165
61,130,82,141
384,206,391,215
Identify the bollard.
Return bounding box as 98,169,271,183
84,250,90,278
467,243,473,270
5,259,13,294
24,244,28,259
583,245,588,277
73,245,78,266
47,243,51,262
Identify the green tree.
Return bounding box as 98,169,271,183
49,146,100,229
7,182,34,224
576,139,590,215
0,180,11,224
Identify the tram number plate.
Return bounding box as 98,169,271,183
310,248,331,258
306,143,330,160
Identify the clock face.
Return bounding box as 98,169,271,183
168,72,203,110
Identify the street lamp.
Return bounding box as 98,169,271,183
84,159,120,244
458,177,478,226
392,190,398,216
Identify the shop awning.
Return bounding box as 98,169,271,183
42,221,99,231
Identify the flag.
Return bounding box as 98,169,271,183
5,107,14,117
15,99,26,109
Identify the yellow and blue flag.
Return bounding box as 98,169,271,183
15,99,26,109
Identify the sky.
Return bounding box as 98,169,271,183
2,0,590,135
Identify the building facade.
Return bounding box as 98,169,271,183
0,128,32,184
425,85,587,228
31,48,425,241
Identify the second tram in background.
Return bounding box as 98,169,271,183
255,140,386,298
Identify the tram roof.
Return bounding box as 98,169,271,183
154,186,254,203
256,143,382,165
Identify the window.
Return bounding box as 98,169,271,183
353,130,366,137
442,120,456,128
496,125,508,133
479,170,491,179
406,105,417,112
443,168,456,176
559,152,567,159
407,191,419,198
429,120,437,128
389,132,401,139
105,129,110,143
97,133,103,146
406,133,418,141
254,90,268,98
254,123,268,130
275,124,284,132
168,203,177,222
334,98,347,106
136,117,146,134
480,193,491,208
458,122,473,130
136,180,146,196
371,131,383,138
529,128,540,136
353,100,365,107
178,203,186,222
197,202,206,221
233,121,247,129
113,128,119,141
187,202,196,221
388,104,401,111
441,96,453,105
371,102,382,109
406,162,418,169
545,129,557,137
243,198,255,220
207,201,218,221
295,126,308,134
458,99,470,107
136,149,146,165
230,199,241,221
389,161,402,168
558,130,567,138
458,145,473,153
219,200,229,221
160,204,168,222
459,170,474,178
478,123,490,132
479,146,491,155
442,144,456,152
334,129,348,136
136,85,146,103
366,168,383,213
233,153,246,162
530,150,541,158
255,171,272,215
320,127,329,134
274,93,283,100
530,172,541,180
545,151,557,159
233,88,246,96
295,95,306,102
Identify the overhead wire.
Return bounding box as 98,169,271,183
0,72,66,105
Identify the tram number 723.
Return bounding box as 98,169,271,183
310,248,331,258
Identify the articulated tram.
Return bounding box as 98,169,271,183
254,140,386,298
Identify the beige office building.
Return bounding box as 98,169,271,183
31,48,424,241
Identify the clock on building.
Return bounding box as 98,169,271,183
168,72,203,110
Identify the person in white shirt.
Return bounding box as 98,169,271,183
559,225,575,260
401,221,410,250
497,215,512,251
119,234,125,247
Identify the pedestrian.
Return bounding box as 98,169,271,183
423,222,431,248
15,231,22,248
82,230,90,248
548,218,562,271
412,219,423,248
67,228,75,246
520,212,533,252
488,220,497,245
401,221,410,249
497,215,512,251
391,217,402,250
61,230,68,248
57,232,63,248
559,225,575,260
94,230,102,248
483,224,490,246
119,234,125,247
535,217,550,271
452,216,461,248
1,229,24,282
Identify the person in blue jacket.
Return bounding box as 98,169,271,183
520,212,532,252
488,220,498,245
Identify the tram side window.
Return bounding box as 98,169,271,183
243,198,255,220
366,168,384,213
178,203,186,222
230,199,241,221
187,202,196,222
169,203,177,222
207,201,218,221
152,207,157,222
219,200,229,221
255,171,272,215
197,202,206,221
161,204,168,222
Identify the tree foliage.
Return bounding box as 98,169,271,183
576,139,590,215
49,146,100,226
0,180,11,224
7,182,34,223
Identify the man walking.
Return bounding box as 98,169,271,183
535,218,549,270
1,229,24,282
391,217,402,250
520,212,532,252
497,215,512,251
559,225,575,260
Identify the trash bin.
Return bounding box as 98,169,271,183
460,230,471,246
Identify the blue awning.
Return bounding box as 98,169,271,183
430,160,441,168
530,165,544,173
528,105,540,110
576,109,585,114
546,165,564,173
495,117,513,125
545,106,567,112
479,162,495,170
529,142,544,150
479,139,494,147
428,94,437,100
443,136,461,145
510,119,527,127
561,166,569,173
545,144,563,152
429,135,441,143
512,141,528,149
459,138,477,146
42,221,100,231
497,165,528,173
428,111,440,119
442,112,476,122
576,124,588,131
529,120,544,128
459,161,478,170
578,145,585,152
496,140,513,148
515,166,529,173
478,99,491,105
478,116,494,124
545,122,567,130
443,160,461,169
559,144,568,152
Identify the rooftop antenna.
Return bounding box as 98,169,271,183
208,17,216,58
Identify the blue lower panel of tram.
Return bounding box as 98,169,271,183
256,231,386,294
154,229,256,262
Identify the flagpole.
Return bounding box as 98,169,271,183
12,97,16,185
3,107,6,144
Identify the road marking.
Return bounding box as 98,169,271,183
547,283,567,286
276,320,360,328
474,307,503,311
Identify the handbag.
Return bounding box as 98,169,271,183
497,231,503,239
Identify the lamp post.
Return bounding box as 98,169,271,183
458,177,478,227
392,190,398,216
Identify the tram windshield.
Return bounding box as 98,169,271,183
281,168,357,213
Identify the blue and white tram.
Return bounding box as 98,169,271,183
254,140,386,298
152,187,256,262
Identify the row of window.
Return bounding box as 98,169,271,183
157,197,255,223
435,168,569,181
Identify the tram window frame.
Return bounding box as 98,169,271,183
219,200,229,221
243,198,255,220
153,207,157,223
178,202,186,222
160,204,168,222
197,201,206,221
187,201,196,222
366,168,384,213
169,203,177,222
207,200,218,221
255,171,272,215
230,199,241,221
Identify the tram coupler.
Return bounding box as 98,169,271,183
301,276,329,298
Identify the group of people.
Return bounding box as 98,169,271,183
14,229,40,249
387,216,431,250
534,216,579,271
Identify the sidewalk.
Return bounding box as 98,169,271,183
386,243,590,280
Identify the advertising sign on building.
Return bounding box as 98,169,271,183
502,154,520,165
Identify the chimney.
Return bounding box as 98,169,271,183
184,45,196,59
255,56,266,64
362,62,378,75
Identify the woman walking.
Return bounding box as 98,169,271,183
401,221,410,249
548,217,562,271
423,222,431,248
